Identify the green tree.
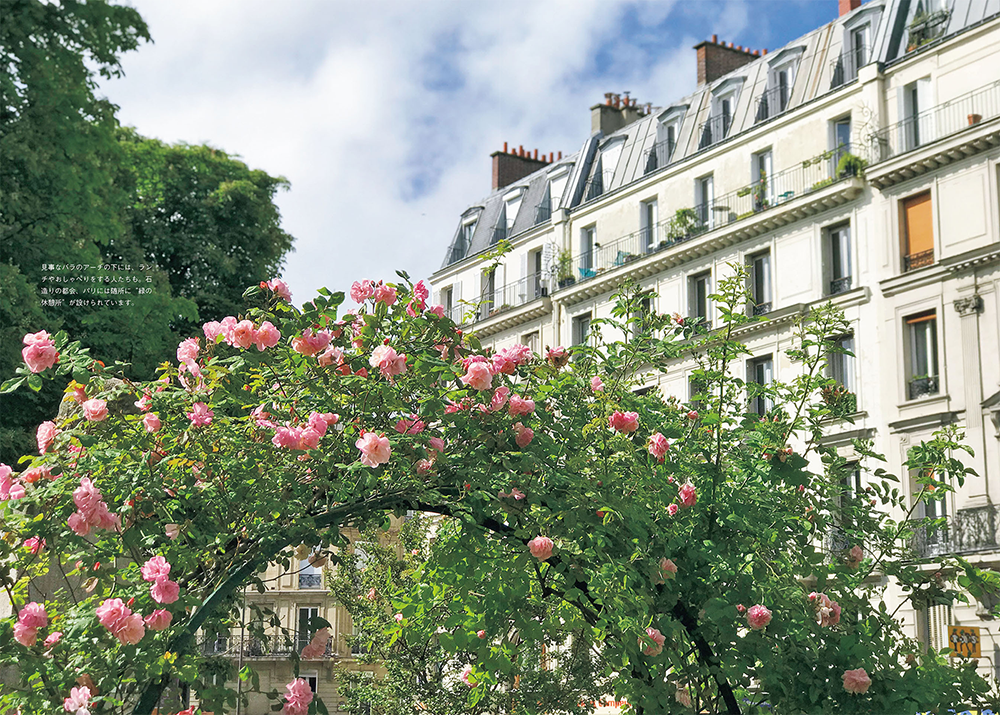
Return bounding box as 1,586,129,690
0,273,995,714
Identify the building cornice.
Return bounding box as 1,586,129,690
466,297,552,338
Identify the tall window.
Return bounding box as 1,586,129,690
911,465,949,557
830,463,863,549
492,205,507,245
522,331,539,355
528,249,543,299
832,116,851,169
850,25,869,74
748,251,772,315
827,223,852,295
906,311,939,400
829,334,856,393
535,183,552,224
748,356,774,414
696,175,714,228
297,606,318,651
441,286,454,321
580,226,596,275
753,150,774,206
481,269,496,320
640,199,658,252
902,78,932,151
902,191,934,271
301,672,319,692
689,272,712,326
572,312,592,347
918,604,952,652
632,297,652,339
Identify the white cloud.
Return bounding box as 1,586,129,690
103,0,743,306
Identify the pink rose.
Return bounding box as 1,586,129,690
413,279,429,302
23,536,45,554
143,413,162,433
176,337,200,366
140,555,171,583
135,394,152,412
591,376,604,392
44,631,62,648
842,667,871,694
144,609,173,631
13,621,37,646
394,415,426,435
546,346,569,367
639,627,666,656
150,578,180,604
230,320,256,349
350,280,376,304
316,345,343,367
366,587,377,601
283,677,315,715
528,535,553,561
82,399,108,422
356,431,391,467
678,483,697,508
219,316,238,345
165,523,181,540
477,629,486,639
291,329,332,357
809,592,842,628
394,613,404,622
370,344,407,378
687,410,699,420
96,598,130,631
508,395,535,416
264,278,292,301
254,321,281,351
608,410,639,433
301,627,331,658
460,361,493,391
428,437,445,453
63,686,91,715
186,402,214,427
373,283,397,306
461,665,476,687
648,433,669,461
18,602,48,629
657,557,678,583
22,330,59,373
489,386,511,412
847,544,864,568
0,464,25,501
36,421,58,454
746,604,772,630
513,422,534,448
667,503,678,516
203,321,225,343
73,477,103,514
114,613,146,645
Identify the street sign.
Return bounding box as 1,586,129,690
948,625,981,659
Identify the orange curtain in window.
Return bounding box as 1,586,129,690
903,192,934,256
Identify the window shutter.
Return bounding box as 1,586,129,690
903,192,933,256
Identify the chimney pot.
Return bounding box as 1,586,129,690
712,34,718,43
558,151,562,160
503,141,508,153
762,48,768,55
839,0,861,16
533,148,538,160
736,45,742,51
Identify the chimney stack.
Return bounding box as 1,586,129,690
693,36,760,86
591,92,649,135
491,145,555,190
839,0,861,16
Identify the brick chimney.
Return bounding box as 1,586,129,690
591,92,649,135
491,142,551,190
839,0,861,15
693,35,759,86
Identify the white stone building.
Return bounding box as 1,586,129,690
430,0,1000,689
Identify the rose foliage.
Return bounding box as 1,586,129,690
0,269,997,714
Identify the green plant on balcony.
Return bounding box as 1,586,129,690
556,249,575,287
821,383,858,417
665,207,700,241
836,152,867,179
810,178,835,192
752,169,769,212
736,186,753,198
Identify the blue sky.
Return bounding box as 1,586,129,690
102,0,852,304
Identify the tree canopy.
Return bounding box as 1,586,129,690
1,269,995,714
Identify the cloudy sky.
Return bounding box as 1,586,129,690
101,0,839,306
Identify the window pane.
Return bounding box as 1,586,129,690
903,192,934,256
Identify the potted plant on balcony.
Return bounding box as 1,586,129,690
556,250,575,289
968,113,983,125
665,207,699,242
752,170,769,213
836,152,867,179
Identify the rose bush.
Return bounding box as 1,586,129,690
0,270,995,714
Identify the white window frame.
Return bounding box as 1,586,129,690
710,76,744,141
765,47,804,116
654,104,687,168
829,333,856,394
825,222,852,294
696,174,715,229
546,160,574,212
572,311,592,347
688,271,712,326
580,225,596,273
748,355,775,414
640,198,658,252
748,250,773,312
752,148,775,204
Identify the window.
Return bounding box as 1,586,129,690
748,251,772,315
632,296,652,339
522,331,539,355
832,116,851,170
441,286,454,320
918,604,952,652
696,175,714,228
752,150,774,206
910,465,950,556
640,199,658,252
829,334,856,394
528,249,544,299
535,183,552,224
480,269,496,320
689,272,712,326
572,312,592,347
748,356,774,414
298,606,318,651
701,85,739,148
503,188,524,238
902,78,933,151
827,223,852,294
829,463,863,549
580,226,596,276
906,311,939,400
902,191,934,271
492,204,507,245
850,25,869,70
450,217,477,264
585,156,604,201
301,672,319,692
649,107,685,172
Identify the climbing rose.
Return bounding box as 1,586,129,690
489,386,510,412
176,337,199,366
254,321,281,351
291,329,332,357
461,666,476,687
809,592,842,628
231,320,257,349
44,631,62,647
186,402,214,427
747,604,772,630
373,283,397,305
591,375,604,392
528,535,553,561
842,668,872,694
356,432,391,467
144,609,173,631
413,279,429,302
394,415,426,435
13,622,38,646
23,536,45,554
96,598,131,634
460,361,493,391
513,422,534,448
847,544,864,568
81,399,108,422
150,578,180,604
477,629,486,638
142,413,161,433
640,627,666,656
300,627,331,658
657,557,678,582
546,346,569,367
369,345,407,378
687,410,699,420
165,523,181,540
282,678,312,715
608,410,639,433
350,280,376,304
22,330,59,373
37,421,58,454
19,602,47,629
678,482,697,508
140,556,171,583
508,394,535,416
63,686,91,715
264,278,292,301
648,432,670,461
667,503,679,516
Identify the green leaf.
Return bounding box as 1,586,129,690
0,378,25,394
26,374,42,392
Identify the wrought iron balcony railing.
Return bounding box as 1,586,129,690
907,375,939,400
475,272,547,322
751,301,772,317
754,84,790,124
829,276,853,295
698,113,732,149
200,631,335,659
865,80,1000,164
534,200,551,225
903,249,934,272
830,44,869,89
910,504,1000,558
299,573,322,589
643,138,676,175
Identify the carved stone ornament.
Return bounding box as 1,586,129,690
953,295,984,316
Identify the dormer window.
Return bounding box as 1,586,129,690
448,208,481,265
700,77,743,149
539,160,573,223
587,136,625,200
647,105,687,173
755,47,803,122
833,4,880,87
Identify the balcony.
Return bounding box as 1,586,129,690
830,44,868,89
910,504,1000,558
829,276,853,295
582,173,605,203
907,375,939,400
864,80,1000,189
903,249,934,272
534,199,551,225
642,138,675,175
751,301,772,317
299,572,322,589
754,84,790,124
698,113,732,149
200,631,335,659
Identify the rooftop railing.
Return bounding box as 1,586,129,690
754,84,790,124
476,272,547,321
534,199,552,225
643,138,676,175
830,44,868,89
698,113,732,149
864,79,1000,164
561,148,853,288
